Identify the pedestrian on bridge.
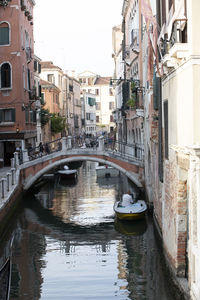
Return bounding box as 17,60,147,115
45,143,50,154
39,142,44,156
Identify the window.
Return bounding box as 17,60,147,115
27,68,30,90
95,89,99,95
109,88,114,96
0,63,11,89
110,115,114,122
88,97,95,106
109,102,114,110
96,115,99,123
0,22,9,45
25,109,29,123
0,108,15,122
96,102,101,110
47,74,55,84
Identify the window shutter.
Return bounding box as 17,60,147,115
11,109,16,122
153,69,160,110
0,27,9,45
0,110,3,122
164,100,168,159
158,92,163,182
38,64,41,73
34,61,37,72
122,81,129,108
33,111,36,123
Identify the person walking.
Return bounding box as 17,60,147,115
39,142,44,156
45,143,50,154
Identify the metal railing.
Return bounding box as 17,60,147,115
17,136,144,165
27,138,62,161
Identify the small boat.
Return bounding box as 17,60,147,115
114,199,147,221
43,173,55,181
58,165,77,180
0,257,11,300
96,163,119,178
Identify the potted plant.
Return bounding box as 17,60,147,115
126,97,136,109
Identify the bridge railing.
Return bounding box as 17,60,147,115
27,138,62,160
16,136,144,165
104,138,144,163
68,136,144,164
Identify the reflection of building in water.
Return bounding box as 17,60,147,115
117,240,128,283
11,214,47,300
35,183,55,209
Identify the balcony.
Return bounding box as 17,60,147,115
161,20,188,68
0,0,11,7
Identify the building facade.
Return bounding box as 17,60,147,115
115,0,200,299
0,0,37,165
78,71,115,135
81,92,96,137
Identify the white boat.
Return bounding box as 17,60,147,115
114,200,147,221
58,165,77,179
96,163,119,178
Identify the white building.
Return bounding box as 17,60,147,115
78,71,115,135
33,55,42,145
81,92,96,136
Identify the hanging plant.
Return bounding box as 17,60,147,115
51,114,66,134
126,98,136,108
131,81,136,92
40,108,50,127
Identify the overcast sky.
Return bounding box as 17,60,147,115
34,0,123,76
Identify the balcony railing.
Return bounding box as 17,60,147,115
0,0,11,7
160,19,188,59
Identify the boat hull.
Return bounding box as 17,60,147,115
58,170,77,179
115,211,146,220
96,166,119,178
114,200,147,221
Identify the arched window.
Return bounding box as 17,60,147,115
1,63,11,89
0,22,10,45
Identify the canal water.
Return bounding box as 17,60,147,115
2,161,176,300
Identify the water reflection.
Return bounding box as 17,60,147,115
0,161,176,300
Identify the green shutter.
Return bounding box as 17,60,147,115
153,69,160,111
11,109,16,122
0,27,9,45
0,110,3,122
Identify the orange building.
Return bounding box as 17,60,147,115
40,79,61,142
0,0,37,166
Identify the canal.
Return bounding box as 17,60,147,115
2,161,177,299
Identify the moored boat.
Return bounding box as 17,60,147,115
114,199,147,221
96,164,119,178
57,165,77,180
58,169,78,179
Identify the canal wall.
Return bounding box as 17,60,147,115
0,163,24,238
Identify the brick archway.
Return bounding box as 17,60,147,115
22,154,143,190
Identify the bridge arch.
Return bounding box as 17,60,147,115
23,155,143,190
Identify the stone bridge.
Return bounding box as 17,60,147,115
19,137,144,190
